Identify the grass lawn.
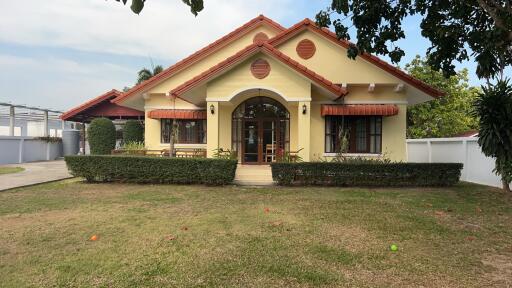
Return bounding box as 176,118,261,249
0,166,24,175
0,180,511,287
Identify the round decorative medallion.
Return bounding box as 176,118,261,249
251,58,271,79
296,39,316,59
253,32,269,44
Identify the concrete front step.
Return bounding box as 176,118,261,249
234,165,274,186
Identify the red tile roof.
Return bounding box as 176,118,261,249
171,42,348,98
148,109,207,119
61,90,144,122
113,15,285,104
452,130,478,137
268,19,445,98
321,104,399,116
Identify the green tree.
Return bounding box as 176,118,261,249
88,118,116,155
122,120,144,143
315,1,511,79
137,65,163,85
473,80,512,192
114,0,203,15
405,56,479,138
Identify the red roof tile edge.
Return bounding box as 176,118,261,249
61,89,126,120
268,19,445,98
171,42,347,98
113,15,285,104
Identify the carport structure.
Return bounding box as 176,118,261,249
60,89,145,154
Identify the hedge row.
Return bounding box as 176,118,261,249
65,155,237,185
271,162,463,186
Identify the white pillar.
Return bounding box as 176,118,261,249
297,101,311,161
43,110,49,137
427,140,432,163
61,120,65,130
9,106,15,136
206,102,219,158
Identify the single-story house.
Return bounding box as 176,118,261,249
62,15,443,164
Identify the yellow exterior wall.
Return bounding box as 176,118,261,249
146,26,280,96
308,102,407,162
138,22,416,162
206,54,311,101
205,54,311,157
145,97,206,150
382,104,407,161
277,30,403,84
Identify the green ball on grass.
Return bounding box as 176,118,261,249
390,244,398,252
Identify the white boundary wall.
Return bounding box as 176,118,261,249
407,137,504,188
0,136,63,165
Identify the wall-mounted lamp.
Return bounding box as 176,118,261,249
302,104,307,115
210,104,215,115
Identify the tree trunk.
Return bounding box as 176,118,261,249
503,178,511,193
169,119,177,158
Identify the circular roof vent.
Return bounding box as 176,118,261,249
296,39,316,59
251,58,271,79
253,32,269,44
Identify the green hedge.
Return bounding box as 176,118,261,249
65,155,237,185
123,120,144,143
271,162,463,187
88,118,116,155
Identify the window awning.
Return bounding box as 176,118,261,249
148,109,207,119
321,104,399,117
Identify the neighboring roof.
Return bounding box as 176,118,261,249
321,104,399,116
61,89,143,122
452,130,479,137
148,109,207,119
113,15,285,104
268,19,445,98
171,42,348,98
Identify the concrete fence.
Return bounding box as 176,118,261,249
407,137,504,188
0,136,63,165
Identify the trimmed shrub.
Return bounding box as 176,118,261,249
88,118,116,155
123,120,144,143
65,155,237,185
271,162,463,187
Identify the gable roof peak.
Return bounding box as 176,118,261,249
113,14,285,104
268,18,444,98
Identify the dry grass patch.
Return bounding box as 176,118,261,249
0,181,511,287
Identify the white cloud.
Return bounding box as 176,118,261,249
0,54,133,110
0,0,304,111
0,0,295,61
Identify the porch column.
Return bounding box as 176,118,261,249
297,101,311,161
9,105,15,136
43,110,49,137
206,101,219,158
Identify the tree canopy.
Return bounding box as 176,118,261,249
473,80,512,192
406,56,479,138
137,65,163,85
315,0,511,80
114,0,203,15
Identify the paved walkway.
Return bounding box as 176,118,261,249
0,160,72,191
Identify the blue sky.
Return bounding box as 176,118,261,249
0,0,489,111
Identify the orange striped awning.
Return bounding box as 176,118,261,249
148,109,207,119
321,104,399,117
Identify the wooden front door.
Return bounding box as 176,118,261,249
242,119,280,164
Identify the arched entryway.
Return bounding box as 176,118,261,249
232,96,290,164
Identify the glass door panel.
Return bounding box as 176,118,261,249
243,121,259,163
263,120,276,163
